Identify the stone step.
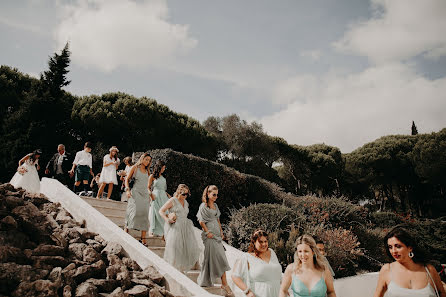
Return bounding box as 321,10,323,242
81,196,127,211
149,246,165,258
185,270,221,285
92,205,127,218
107,215,125,227
203,285,226,296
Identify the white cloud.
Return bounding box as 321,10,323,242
0,16,46,35
261,63,446,152
334,0,446,63
54,0,197,72
300,50,322,61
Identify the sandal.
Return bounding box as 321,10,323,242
221,285,234,297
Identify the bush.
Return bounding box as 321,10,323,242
369,211,408,228
224,203,302,252
283,194,368,230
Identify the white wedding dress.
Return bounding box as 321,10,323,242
10,158,40,194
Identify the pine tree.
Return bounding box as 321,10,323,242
41,42,71,95
411,121,418,135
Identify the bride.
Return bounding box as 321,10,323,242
10,149,42,194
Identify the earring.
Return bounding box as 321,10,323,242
409,251,414,258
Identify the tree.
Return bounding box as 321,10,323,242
41,42,71,95
411,121,418,135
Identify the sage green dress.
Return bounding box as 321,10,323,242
196,203,230,287
125,168,150,231
149,176,169,236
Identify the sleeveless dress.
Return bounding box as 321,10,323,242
125,168,150,231
196,203,231,287
10,157,40,194
148,176,169,236
163,197,200,271
232,249,282,297
291,271,327,297
99,155,119,185
385,265,437,297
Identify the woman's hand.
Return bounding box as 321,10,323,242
207,232,214,239
126,190,132,198
150,194,155,201
246,290,255,297
221,232,225,240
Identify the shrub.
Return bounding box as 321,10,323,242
224,203,301,251
283,194,368,230
369,211,408,228
314,227,363,278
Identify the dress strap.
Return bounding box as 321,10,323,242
425,266,440,297
388,263,393,281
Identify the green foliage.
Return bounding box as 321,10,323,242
40,42,71,95
72,93,218,160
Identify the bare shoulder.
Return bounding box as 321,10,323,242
379,263,391,279
426,264,438,275
284,264,294,274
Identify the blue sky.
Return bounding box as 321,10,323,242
1,0,446,152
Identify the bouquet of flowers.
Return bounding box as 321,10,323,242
168,212,177,223
17,166,28,175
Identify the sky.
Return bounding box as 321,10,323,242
1,0,446,152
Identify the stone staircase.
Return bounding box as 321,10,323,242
81,196,225,296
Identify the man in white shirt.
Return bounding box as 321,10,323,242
69,142,94,193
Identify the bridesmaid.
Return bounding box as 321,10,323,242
197,185,233,296
148,160,170,238
232,229,282,297
124,152,152,245
372,227,445,297
279,234,336,297
159,184,200,272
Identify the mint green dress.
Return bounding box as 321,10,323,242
149,176,169,236
125,168,150,231
291,272,327,297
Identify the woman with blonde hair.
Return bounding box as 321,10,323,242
124,152,152,245
159,184,200,272
279,234,336,297
197,185,233,296
232,229,282,297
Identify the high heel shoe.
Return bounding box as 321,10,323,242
221,285,234,297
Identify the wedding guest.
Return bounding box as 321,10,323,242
120,156,133,202
10,149,42,194
232,229,282,297
97,146,120,199
90,173,101,196
280,234,336,297
159,184,200,272
315,237,335,277
373,226,445,297
197,185,233,296
124,152,152,245
69,142,94,193
45,144,71,185
148,161,170,237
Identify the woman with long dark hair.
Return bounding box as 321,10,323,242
10,149,42,194
148,160,170,237
124,152,152,245
197,185,233,296
279,234,336,297
232,229,282,297
373,226,445,297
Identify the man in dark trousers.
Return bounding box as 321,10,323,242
45,144,71,185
